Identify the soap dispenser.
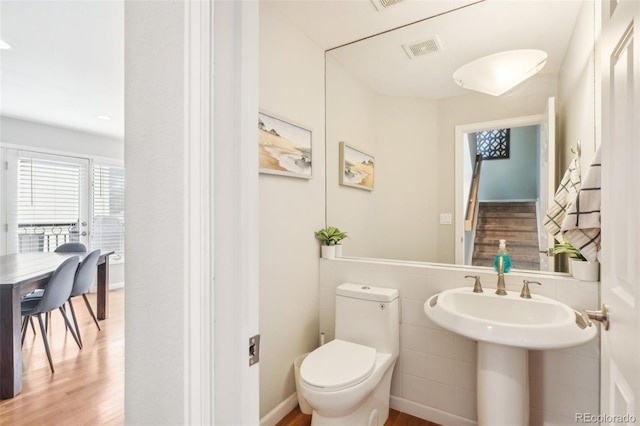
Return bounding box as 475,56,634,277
493,239,512,273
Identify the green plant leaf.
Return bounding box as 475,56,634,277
314,226,348,245
552,237,586,261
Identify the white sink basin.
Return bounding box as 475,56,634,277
424,286,598,425
424,287,597,350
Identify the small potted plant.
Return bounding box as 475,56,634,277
553,237,599,281
314,226,348,259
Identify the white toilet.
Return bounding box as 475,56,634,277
300,283,399,425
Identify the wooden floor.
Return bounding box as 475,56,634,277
276,405,440,426
0,290,125,425
0,291,439,426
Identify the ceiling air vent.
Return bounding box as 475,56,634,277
402,36,442,59
370,0,405,12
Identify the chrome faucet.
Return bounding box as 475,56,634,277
495,256,507,296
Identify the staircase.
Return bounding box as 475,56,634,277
472,201,540,271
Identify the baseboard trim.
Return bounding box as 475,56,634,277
258,393,477,426
109,281,125,290
260,392,299,426
390,396,477,426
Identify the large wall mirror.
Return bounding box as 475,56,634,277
325,0,596,273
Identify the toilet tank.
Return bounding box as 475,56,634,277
335,283,399,355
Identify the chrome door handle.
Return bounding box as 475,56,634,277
585,304,609,331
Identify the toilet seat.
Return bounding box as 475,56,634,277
300,339,376,391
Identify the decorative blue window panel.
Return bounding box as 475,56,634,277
476,129,510,160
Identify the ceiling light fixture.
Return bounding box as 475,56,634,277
96,115,112,121
0,40,12,50
453,49,548,96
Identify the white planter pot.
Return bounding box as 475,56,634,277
321,245,336,259
335,244,343,257
570,258,600,281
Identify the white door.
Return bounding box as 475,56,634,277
4,149,90,254
600,0,640,419
539,97,556,272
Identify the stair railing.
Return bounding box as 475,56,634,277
465,155,483,231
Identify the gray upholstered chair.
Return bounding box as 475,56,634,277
54,242,87,253
66,249,101,348
21,256,80,373
22,242,87,332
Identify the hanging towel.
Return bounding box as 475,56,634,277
561,147,601,262
544,154,581,242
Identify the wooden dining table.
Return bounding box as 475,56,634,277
0,251,113,399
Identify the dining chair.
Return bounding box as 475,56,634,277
66,249,101,348
22,242,87,333
54,242,87,252
21,256,81,373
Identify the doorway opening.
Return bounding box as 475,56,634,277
454,103,556,272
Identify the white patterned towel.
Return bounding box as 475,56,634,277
561,147,601,262
544,154,581,242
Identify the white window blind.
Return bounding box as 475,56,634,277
17,156,86,253
91,164,125,257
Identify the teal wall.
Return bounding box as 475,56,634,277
477,125,539,201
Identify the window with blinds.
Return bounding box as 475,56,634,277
17,156,86,253
92,164,125,258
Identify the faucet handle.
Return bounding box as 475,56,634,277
465,275,483,293
520,280,542,299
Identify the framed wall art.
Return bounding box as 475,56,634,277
258,112,312,179
339,141,374,191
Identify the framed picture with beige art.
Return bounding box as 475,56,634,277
339,141,374,190
258,112,312,179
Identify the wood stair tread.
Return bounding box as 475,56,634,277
472,201,540,270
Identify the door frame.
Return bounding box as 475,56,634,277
211,1,260,423
454,114,547,266
183,1,260,424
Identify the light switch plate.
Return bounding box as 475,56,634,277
440,213,452,225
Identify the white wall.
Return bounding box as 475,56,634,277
325,55,377,258
373,96,439,261
0,116,124,160
326,56,440,261
558,0,597,172
478,125,539,201
124,1,186,423
259,3,326,419
320,259,599,425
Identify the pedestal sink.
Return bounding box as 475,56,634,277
424,287,597,425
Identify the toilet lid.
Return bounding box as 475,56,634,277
300,339,376,391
